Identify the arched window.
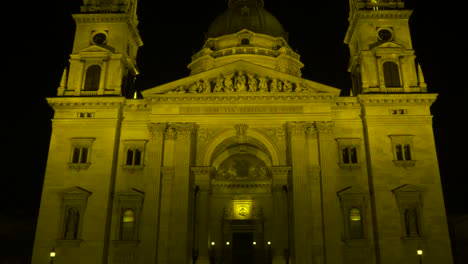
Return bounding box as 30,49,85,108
383,61,401,87
120,209,135,240
349,208,363,239
83,65,101,91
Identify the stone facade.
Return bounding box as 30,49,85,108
32,0,453,263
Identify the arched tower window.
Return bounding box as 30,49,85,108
120,209,135,240
83,65,101,91
383,61,401,87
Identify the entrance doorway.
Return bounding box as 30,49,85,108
232,232,254,264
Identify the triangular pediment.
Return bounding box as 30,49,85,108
63,186,92,199
117,188,144,199
337,186,366,197
141,60,341,97
78,44,114,54
392,184,424,193
371,41,406,50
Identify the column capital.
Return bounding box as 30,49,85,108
285,121,312,136
191,166,214,184
148,122,167,138
167,122,199,139
315,121,335,135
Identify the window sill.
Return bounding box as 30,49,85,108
338,163,361,169
121,165,145,172
401,235,424,240
68,162,91,170
111,240,140,248
392,160,416,167
56,239,82,247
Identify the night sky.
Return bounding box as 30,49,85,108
4,0,466,259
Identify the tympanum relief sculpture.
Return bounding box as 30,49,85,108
166,71,317,94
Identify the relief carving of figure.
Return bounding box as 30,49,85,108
284,80,293,92
270,79,279,92
188,82,199,93
294,83,303,92
277,80,283,92
258,77,268,92
224,73,235,92
247,73,258,92
214,76,224,92
202,79,211,93
235,71,247,92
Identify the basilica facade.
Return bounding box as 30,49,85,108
32,0,453,263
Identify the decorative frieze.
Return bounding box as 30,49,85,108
165,71,319,94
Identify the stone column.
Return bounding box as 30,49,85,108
192,167,213,264
167,123,198,264
140,123,166,263
269,166,290,264
315,121,340,264
286,121,314,264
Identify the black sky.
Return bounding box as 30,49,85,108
3,0,467,259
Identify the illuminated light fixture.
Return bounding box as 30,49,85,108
226,242,230,245
253,241,256,245
417,249,423,255
267,241,271,245
211,242,215,246
50,248,56,258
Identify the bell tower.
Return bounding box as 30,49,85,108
344,0,427,95
58,0,142,98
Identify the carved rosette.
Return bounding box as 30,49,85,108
314,121,335,135
148,122,167,139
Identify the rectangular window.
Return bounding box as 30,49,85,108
336,138,361,168
122,140,147,171
389,135,415,166
69,138,95,170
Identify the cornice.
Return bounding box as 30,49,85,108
335,97,361,108
358,94,437,106
124,99,151,111
150,93,337,104
47,97,126,109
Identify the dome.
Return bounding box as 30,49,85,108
206,0,288,40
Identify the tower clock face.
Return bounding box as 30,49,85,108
92,33,107,45
378,29,393,41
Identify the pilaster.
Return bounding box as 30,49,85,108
316,121,341,264
157,166,175,264
269,166,290,264
167,123,198,264
286,121,314,264
192,167,214,264
140,123,166,263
